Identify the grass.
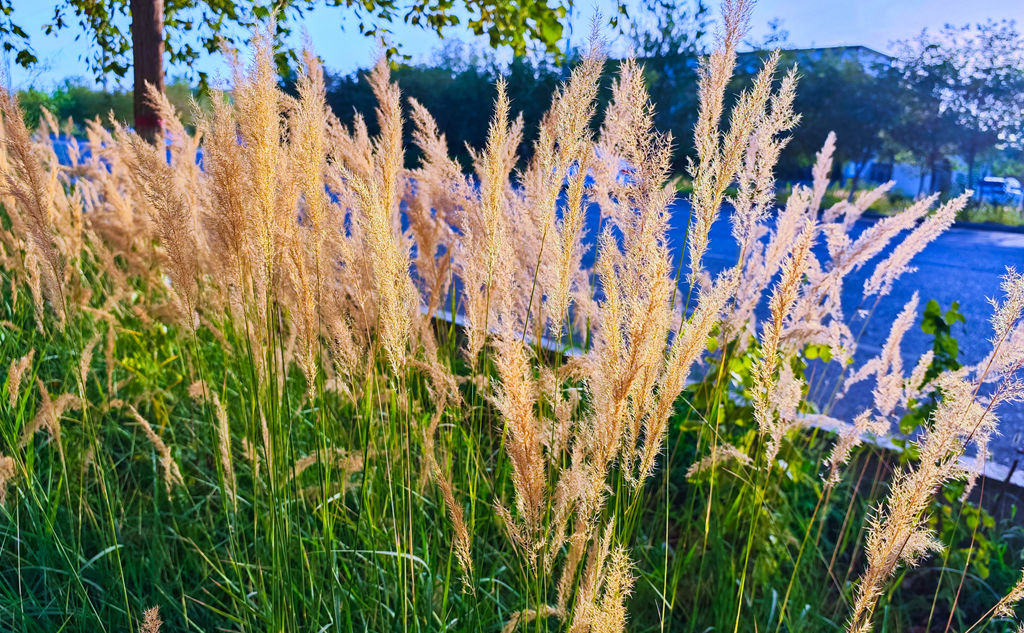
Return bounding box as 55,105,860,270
1,2,1024,632
961,204,1024,227
778,183,1024,228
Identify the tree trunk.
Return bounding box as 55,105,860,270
966,149,976,191
130,0,165,142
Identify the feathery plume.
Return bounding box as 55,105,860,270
6,349,34,408
689,14,784,283
501,606,561,633
637,270,736,480
139,607,162,633
996,569,1024,618
825,411,889,486
126,404,184,493
126,135,199,327
991,267,1024,344
753,220,815,463
847,371,997,633
21,379,80,456
809,132,836,211
863,192,970,299
426,437,475,590
492,333,546,545
0,453,15,505
843,293,920,418
293,46,330,278
232,26,282,280
0,89,66,322
686,442,752,479
348,59,418,371
459,77,521,356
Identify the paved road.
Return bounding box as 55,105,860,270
651,202,1024,466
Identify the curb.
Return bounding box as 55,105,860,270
803,415,1024,490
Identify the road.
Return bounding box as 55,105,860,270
654,202,1024,466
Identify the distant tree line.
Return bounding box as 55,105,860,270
16,80,196,130
14,0,1024,195
323,2,1024,195
3,0,578,140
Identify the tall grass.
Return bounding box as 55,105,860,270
2,2,1024,632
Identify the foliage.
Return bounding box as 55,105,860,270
899,299,964,436
962,204,1024,227
15,79,196,131
779,51,899,188
3,0,576,84
322,41,567,169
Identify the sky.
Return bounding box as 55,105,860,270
4,0,1024,91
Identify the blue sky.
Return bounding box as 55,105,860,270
4,0,1024,90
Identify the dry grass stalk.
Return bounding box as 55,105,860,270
730,64,800,251
232,27,282,282
21,379,80,458
139,606,162,633
285,235,319,393
825,411,888,487
863,192,971,299
78,333,101,388
428,446,475,591
187,381,236,503
847,373,991,633
809,132,837,210
458,78,522,357
843,293,920,418
781,185,935,361
569,521,635,633
584,55,676,476
0,453,15,505
995,569,1024,617
501,605,562,633
126,135,199,327
347,60,418,372
5,4,1016,629
292,46,330,280
492,333,546,549
688,0,783,284
288,446,363,484
405,97,459,321
687,442,752,479
125,404,184,493
636,270,736,480
545,38,605,338
753,219,815,463
848,268,1024,633
0,89,66,324
6,349,35,407
991,267,1024,344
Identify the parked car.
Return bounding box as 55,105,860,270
975,176,1024,208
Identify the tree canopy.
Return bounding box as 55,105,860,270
0,0,573,84
892,20,1024,184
